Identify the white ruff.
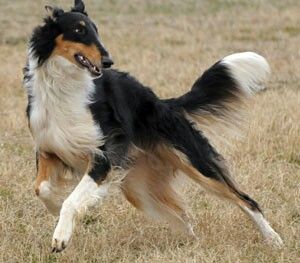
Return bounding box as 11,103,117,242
27,53,104,167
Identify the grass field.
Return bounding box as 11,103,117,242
0,0,299,262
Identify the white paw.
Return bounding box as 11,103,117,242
51,216,74,253
264,229,283,248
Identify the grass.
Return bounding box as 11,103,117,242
0,0,299,262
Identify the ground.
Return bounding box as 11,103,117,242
0,0,299,262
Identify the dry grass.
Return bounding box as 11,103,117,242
0,0,300,262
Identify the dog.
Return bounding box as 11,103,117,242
23,0,283,252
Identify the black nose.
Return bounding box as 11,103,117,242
102,56,114,68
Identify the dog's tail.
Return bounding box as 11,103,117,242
165,52,270,139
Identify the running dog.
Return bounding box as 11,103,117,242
23,0,283,252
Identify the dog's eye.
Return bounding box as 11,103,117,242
74,27,85,35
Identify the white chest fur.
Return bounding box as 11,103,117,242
27,55,103,168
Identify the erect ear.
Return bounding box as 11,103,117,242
72,0,86,14
45,5,64,20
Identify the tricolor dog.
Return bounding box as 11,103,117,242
23,0,283,252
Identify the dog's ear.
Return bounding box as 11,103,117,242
72,0,86,14
45,5,64,20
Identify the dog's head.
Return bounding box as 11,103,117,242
29,0,113,77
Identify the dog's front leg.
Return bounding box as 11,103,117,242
51,154,111,253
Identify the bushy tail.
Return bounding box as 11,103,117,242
165,52,270,139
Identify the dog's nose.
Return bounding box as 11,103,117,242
102,56,114,68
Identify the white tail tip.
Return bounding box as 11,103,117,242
221,52,271,95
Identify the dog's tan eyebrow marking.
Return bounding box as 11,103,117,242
79,21,86,26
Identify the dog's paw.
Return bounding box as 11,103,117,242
264,229,283,248
51,238,67,253
51,217,74,253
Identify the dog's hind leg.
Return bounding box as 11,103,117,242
158,118,283,246
121,152,194,236
180,159,283,247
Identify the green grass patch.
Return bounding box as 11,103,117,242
284,26,300,37
0,187,13,199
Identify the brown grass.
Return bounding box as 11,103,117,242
0,0,299,262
